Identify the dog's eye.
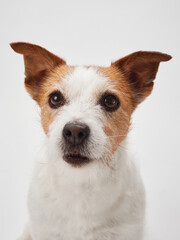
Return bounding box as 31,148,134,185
49,91,64,109
101,94,120,112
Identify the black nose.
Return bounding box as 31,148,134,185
63,122,90,145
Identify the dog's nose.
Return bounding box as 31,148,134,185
63,122,90,145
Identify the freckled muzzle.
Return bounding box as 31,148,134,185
62,122,91,166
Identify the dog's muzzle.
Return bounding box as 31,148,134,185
62,122,91,166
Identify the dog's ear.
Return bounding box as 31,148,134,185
111,51,172,104
10,42,66,101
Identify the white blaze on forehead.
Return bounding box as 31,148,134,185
61,66,109,102
47,66,110,165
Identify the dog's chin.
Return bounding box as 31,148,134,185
63,151,92,167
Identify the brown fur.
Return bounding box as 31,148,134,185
38,65,73,134
10,42,66,101
112,51,172,106
10,42,72,133
98,51,171,154
10,42,172,144
99,66,133,154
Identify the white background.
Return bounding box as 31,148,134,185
0,0,179,239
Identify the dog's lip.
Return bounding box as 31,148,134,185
63,151,90,166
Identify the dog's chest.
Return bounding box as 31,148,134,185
28,169,121,240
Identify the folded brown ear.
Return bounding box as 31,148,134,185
111,51,172,104
10,42,66,100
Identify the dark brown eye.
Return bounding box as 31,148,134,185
49,91,64,109
101,93,120,112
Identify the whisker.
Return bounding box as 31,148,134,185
119,144,128,151
36,160,49,164
106,134,127,138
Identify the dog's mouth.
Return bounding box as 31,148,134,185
63,151,91,167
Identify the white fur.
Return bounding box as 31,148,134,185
18,67,145,240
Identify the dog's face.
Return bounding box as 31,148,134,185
11,43,171,168
37,65,133,167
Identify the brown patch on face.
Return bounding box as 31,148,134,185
10,42,72,134
38,65,74,134
99,66,134,154
98,51,171,155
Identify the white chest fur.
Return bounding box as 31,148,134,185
27,146,145,240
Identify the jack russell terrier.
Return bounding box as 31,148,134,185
11,42,171,240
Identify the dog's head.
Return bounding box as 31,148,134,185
11,42,171,168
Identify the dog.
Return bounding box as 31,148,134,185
11,42,171,240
